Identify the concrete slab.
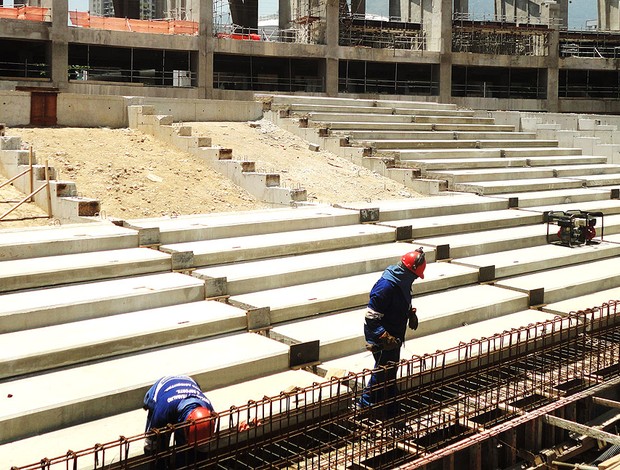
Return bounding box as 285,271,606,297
230,262,479,325
522,198,620,216
452,241,620,279
565,173,620,187
494,254,620,306
0,332,290,444
159,224,397,268
0,272,205,333
193,243,430,297
319,310,557,376
318,121,514,132
344,131,528,141
0,369,325,469
260,94,458,111
125,205,361,245
427,167,556,185
363,139,557,150
0,300,247,379
0,247,172,293
453,177,585,195
335,194,509,221
487,188,613,208
413,156,608,172
378,209,543,238
542,285,620,316
0,221,139,261
270,284,529,363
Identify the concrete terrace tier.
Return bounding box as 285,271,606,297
193,242,426,297
316,121,515,132
486,187,616,208
287,104,476,118
542,283,620,316
413,156,609,173
159,224,398,269
0,221,139,261
386,147,583,161
359,139,559,150
494,253,620,306
0,369,335,470
229,262,479,326
124,205,362,245
319,310,558,377
0,247,172,293
269,284,529,364
0,300,247,379
0,272,205,333
453,177,586,195
258,94,459,111
343,130,536,141
0,332,290,444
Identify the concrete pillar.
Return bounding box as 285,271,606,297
544,0,560,112
428,0,453,103
198,0,213,98
50,0,69,91
279,0,292,29
324,0,339,96
389,0,401,20
599,0,620,30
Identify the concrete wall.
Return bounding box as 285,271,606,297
0,91,263,128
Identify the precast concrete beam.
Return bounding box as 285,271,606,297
487,188,613,208
160,224,397,268
270,284,529,363
0,222,139,261
0,272,205,333
564,173,620,188
453,177,585,195
319,309,558,377
494,256,620,306
541,282,620,316
452,242,620,280
523,198,620,217
125,205,360,244
229,262,478,325
0,332,290,444
378,209,544,239
0,247,172,293
0,300,247,379
193,243,426,297
257,94,458,111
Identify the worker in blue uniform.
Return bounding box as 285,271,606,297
359,247,425,418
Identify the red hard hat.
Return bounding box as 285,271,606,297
401,247,426,279
185,407,215,447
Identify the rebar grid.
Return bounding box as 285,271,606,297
13,301,620,470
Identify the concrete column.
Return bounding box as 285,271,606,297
324,0,339,96
198,0,213,98
279,0,292,29
429,0,453,103
50,0,69,90
599,0,620,30
544,0,560,112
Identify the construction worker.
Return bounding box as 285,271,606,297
358,247,425,418
143,375,216,456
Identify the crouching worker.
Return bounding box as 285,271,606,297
359,247,425,418
143,375,216,458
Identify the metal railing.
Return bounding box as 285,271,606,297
214,72,324,93
452,82,546,99
0,61,49,79
12,300,620,470
338,77,439,96
67,67,196,88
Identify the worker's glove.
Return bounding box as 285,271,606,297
408,308,419,330
377,331,401,351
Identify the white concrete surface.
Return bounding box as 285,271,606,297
542,284,620,316
487,188,613,207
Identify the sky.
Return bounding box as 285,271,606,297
6,0,600,30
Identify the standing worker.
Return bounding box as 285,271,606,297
358,247,426,418
143,375,216,456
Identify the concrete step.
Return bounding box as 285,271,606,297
341,131,535,141
0,272,206,333
417,202,620,259
269,284,529,364
542,283,620,316
192,243,431,297
159,224,398,269
378,208,544,238
452,241,620,280
0,369,332,469
334,194,509,220
312,121,515,132
383,148,581,161
0,332,290,444
124,205,361,245
565,173,620,187
307,112,496,125
318,309,556,377
485,188,617,208
502,147,583,157
229,262,479,326
494,254,620,306
0,222,139,261
289,104,474,117
453,177,586,195
553,164,620,177
258,93,459,111
361,139,559,150
413,156,608,172
0,248,172,294
0,300,248,379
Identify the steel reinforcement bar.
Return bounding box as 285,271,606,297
13,300,620,470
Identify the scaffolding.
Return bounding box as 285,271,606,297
13,300,620,470
339,13,426,50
